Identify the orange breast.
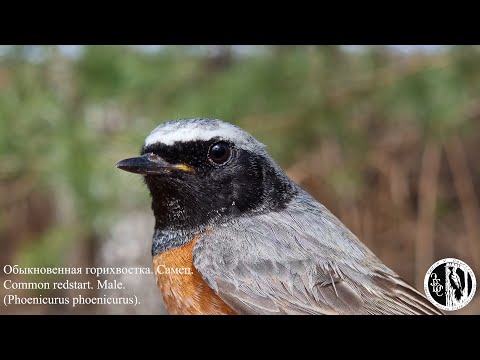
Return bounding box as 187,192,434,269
152,234,236,315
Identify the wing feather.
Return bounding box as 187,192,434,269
193,196,443,315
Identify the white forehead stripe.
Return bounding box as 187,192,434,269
144,119,264,151
145,126,241,146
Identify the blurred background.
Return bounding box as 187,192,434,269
0,45,479,314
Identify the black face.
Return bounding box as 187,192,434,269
127,137,297,232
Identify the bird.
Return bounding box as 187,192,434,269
448,266,463,300
116,118,443,315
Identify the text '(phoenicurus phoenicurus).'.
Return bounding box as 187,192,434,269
116,118,443,315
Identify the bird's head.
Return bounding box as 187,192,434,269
116,118,297,232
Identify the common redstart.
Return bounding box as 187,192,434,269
116,118,442,315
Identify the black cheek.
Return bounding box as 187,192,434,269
207,169,235,201
224,161,264,212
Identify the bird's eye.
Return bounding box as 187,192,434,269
208,141,232,165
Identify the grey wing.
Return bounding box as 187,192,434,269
193,204,442,315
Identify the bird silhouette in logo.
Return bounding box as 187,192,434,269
449,267,463,301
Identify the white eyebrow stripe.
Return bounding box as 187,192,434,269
145,127,242,146
143,118,267,154
144,121,268,152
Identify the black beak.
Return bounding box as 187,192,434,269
116,153,192,175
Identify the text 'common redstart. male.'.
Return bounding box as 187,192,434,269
116,118,442,315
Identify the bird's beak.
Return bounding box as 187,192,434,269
116,153,193,175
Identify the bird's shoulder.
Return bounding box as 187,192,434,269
194,191,389,280
192,192,442,314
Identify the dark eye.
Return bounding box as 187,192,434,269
208,141,232,165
